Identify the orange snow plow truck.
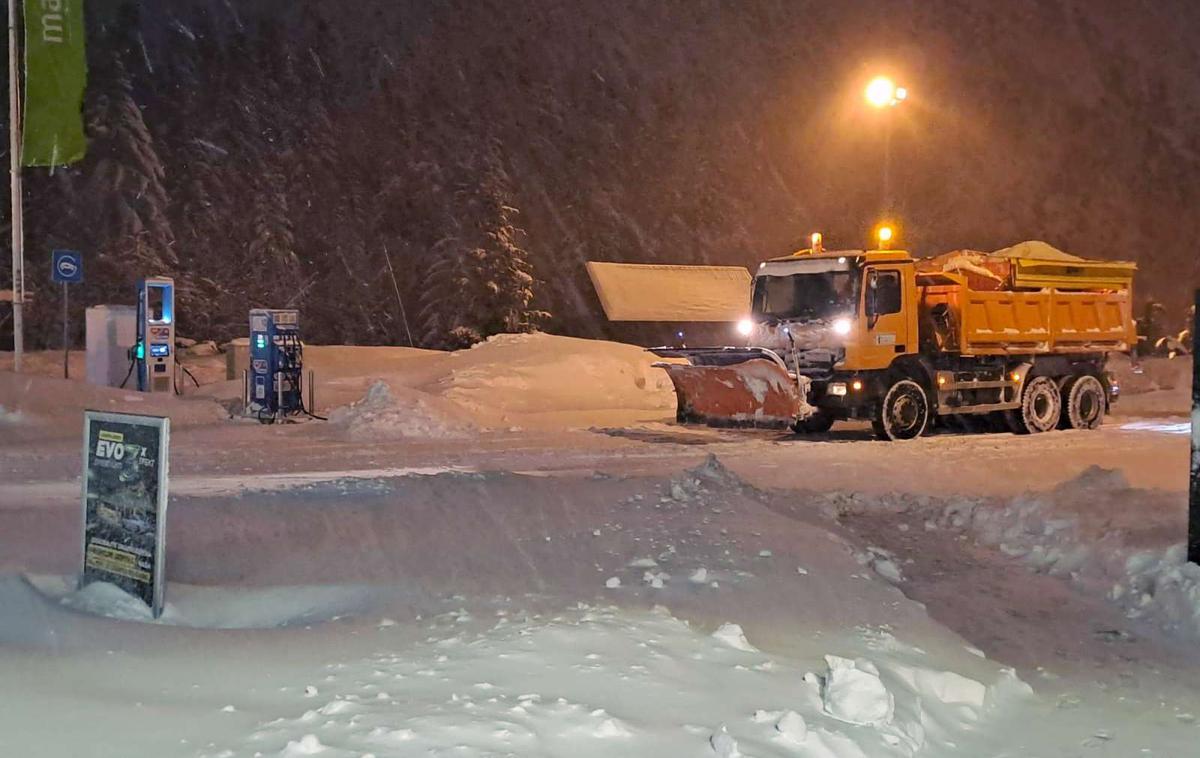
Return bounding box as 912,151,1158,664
602,241,1137,440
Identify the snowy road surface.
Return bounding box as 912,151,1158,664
2,426,1197,757
1,341,1196,756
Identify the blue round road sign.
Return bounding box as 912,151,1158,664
52,250,83,284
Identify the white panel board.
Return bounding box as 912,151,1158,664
586,262,752,322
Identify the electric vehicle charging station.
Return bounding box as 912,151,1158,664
247,308,311,422
136,277,175,393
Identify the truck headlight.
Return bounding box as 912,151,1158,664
832,318,852,336
828,382,848,396
736,318,754,336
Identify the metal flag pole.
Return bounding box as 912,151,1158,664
8,0,24,372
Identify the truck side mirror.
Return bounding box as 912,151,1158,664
865,271,879,325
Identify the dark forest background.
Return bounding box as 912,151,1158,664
3,0,1200,349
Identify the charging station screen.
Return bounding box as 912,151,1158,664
149,344,170,358
148,287,164,322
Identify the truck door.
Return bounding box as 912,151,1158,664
861,266,911,369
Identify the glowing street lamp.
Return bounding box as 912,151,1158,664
865,76,906,108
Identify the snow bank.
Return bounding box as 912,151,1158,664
937,468,1200,641
26,575,375,629
436,332,676,420
824,465,1200,643
328,380,476,440
0,370,227,440
311,332,678,430
815,463,1200,643
207,605,1027,758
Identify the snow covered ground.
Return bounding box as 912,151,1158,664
0,338,1196,756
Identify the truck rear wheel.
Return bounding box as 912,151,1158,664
873,379,929,441
1006,375,1061,434
1062,374,1105,430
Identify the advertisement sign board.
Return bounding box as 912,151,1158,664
80,411,170,616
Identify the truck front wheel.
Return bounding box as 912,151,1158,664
1006,375,1061,434
873,379,930,441
793,411,835,434
1062,374,1105,430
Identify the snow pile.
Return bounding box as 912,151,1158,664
1113,546,1200,633
817,463,1200,642
59,581,163,623
857,546,905,584
932,468,1200,642
312,333,679,429
992,240,1081,261
0,403,24,425
711,622,758,652
328,380,476,440
821,655,895,726
437,332,676,420
207,605,1028,758
666,453,749,500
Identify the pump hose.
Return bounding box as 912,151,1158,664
180,364,201,388
118,358,136,389
292,341,327,421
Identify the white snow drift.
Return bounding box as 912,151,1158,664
206,606,1030,758
329,380,477,440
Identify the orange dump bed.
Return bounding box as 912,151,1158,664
918,277,1135,355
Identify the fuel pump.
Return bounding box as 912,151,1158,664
247,308,309,421
134,277,175,393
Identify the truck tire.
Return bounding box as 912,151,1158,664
1062,374,1105,430
872,379,930,441
1006,375,1061,434
793,411,835,434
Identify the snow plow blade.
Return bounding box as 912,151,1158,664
649,347,812,428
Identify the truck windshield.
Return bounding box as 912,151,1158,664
752,262,860,322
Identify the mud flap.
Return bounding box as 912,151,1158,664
655,358,814,428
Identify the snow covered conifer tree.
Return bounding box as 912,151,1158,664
417,144,548,349
81,54,179,294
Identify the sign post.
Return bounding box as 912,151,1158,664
51,249,82,378
1189,290,1199,565
81,410,170,617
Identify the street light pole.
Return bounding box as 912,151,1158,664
882,115,892,213
864,76,906,218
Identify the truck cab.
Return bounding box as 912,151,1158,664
747,249,918,401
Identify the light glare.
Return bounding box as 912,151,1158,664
865,76,897,108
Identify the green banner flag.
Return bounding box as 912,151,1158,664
22,0,87,167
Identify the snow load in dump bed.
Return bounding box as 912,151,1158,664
917,240,1135,292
